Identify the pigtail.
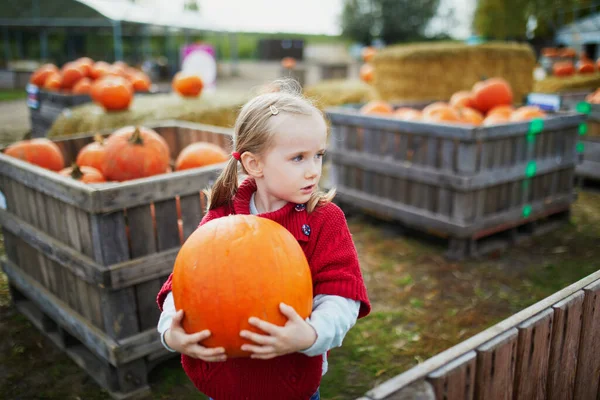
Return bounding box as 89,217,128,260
205,157,239,211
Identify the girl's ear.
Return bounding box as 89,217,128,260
240,151,263,178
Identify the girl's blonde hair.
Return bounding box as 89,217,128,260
206,78,335,212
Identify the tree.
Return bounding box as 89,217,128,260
340,0,440,45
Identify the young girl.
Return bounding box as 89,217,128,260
156,79,370,400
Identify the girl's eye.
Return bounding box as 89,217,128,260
292,155,304,162
316,152,325,159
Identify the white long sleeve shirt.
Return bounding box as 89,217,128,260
157,193,361,375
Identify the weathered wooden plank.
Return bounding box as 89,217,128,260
89,211,140,339
428,351,476,400
179,193,203,241
93,167,220,213
573,280,600,400
474,329,518,400
513,309,553,400
546,291,584,400
367,379,436,400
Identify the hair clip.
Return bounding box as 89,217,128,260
269,105,279,115
231,151,241,161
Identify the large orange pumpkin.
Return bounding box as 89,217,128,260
61,62,86,89
89,61,112,80
172,214,313,357
172,72,203,97
102,126,170,181
75,57,94,77
72,77,92,95
43,72,62,91
5,138,64,171
76,134,107,173
91,76,134,112
30,64,59,86
175,142,228,171
59,164,106,183
472,78,513,113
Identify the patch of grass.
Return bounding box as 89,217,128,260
0,89,26,102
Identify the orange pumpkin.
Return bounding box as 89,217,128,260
449,91,475,109
281,57,297,69
471,78,513,113
129,71,151,92
75,57,94,77
542,48,558,58
509,106,546,122
457,107,484,125
362,47,377,63
102,126,170,181
91,76,134,112
172,72,203,97
360,100,393,115
483,113,510,126
30,64,59,86
487,105,514,119
61,62,86,89
59,164,105,183
553,61,575,77
393,107,422,121
89,61,112,80
359,63,374,83
43,72,62,91
422,102,461,122
5,138,64,171
72,77,92,95
76,134,107,173
577,57,595,74
175,143,228,171
172,214,313,357
559,47,576,58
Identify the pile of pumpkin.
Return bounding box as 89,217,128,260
29,58,205,112
5,127,228,244
359,47,377,84
358,77,546,125
541,48,600,77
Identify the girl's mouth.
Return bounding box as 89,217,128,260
301,184,315,192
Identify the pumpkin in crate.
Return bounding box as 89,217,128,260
61,61,86,89
72,77,92,95
175,142,228,171
30,63,59,86
76,134,107,173
172,214,313,357
91,75,134,111
5,138,64,171
103,126,170,181
43,72,62,91
172,72,204,97
471,77,513,113
59,164,106,183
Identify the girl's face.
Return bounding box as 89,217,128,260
257,111,328,208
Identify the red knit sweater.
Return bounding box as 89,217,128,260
157,178,371,400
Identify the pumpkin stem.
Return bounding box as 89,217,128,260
70,163,84,180
128,127,144,145
93,134,104,145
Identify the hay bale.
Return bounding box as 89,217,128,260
48,90,250,138
372,41,536,102
533,73,600,94
303,79,377,110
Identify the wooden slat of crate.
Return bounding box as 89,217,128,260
428,351,476,400
546,291,584,400
573,280,600,399
513,309,553,400
474,329,518,400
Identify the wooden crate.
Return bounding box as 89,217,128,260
575,102,600,187
27,86,92,138
325,107,584,259
357,269,600,400
0,120,232,399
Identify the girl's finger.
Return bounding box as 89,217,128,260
240,330,276,345
240,343,275,354
171,310,185,325
196,346,227,358
186,329,211,344
279,303,301,321
250,353,277,360
248,317,279,335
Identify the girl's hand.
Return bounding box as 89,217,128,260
239,303,317,359
165,310,227,362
